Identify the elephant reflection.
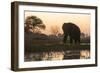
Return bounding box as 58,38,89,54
62,22,81,44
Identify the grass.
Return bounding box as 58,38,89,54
25,42,90,52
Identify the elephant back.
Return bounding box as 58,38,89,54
62,22,80,34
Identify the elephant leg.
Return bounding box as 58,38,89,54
75,39,77,43
75,39,80,44
63,35,67,43
78,39,80,43
70,37,73,44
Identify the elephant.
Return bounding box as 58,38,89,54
62,22,81,44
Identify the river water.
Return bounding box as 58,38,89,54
24,50,90,62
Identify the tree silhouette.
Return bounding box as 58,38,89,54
25,16,46,33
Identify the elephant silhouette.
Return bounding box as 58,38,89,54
62,22,81,44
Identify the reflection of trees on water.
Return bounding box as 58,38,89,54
25,50,90,62
80,50,90,59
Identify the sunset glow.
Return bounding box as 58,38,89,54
25,11,90,35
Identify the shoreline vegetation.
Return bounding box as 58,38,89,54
25,32,90,52
24,32,90,61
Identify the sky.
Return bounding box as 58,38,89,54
25,11,90,35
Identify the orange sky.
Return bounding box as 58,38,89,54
25,11,90,35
